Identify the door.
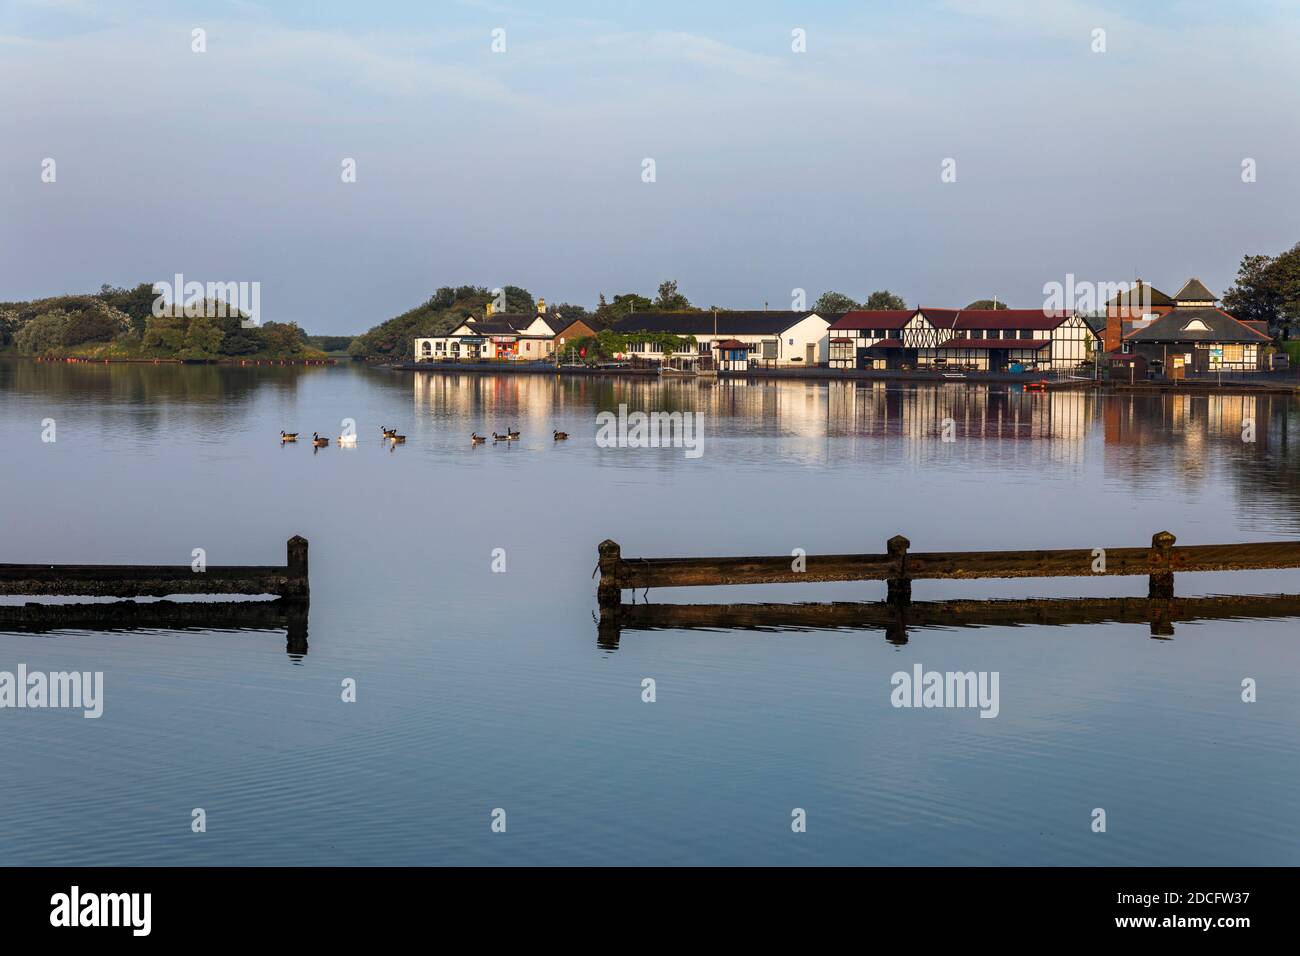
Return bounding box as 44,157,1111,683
806,343,816,365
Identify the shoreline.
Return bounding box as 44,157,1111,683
383,361,1300,394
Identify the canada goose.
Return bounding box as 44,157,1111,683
380,426,397,438
553,430,569,441
280,431,298,442
507,427,520,439
471,433,487,445
312,432,329,447
338,433,357,446
388,434,406,443
492,432,509,442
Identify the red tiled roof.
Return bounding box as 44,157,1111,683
917,308,961,326
863,338,904,349
828,310,914,331
940,338,1050,349
829,337,855,344
952,309,1070,330
715,338,750,349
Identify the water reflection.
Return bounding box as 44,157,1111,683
0,600,309,661
597,593,1300,648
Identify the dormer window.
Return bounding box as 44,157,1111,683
1181,319,1211,332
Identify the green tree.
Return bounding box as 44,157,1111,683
1223,243,1300,333
61,305,123,346
654,279,691,310
965,299,1008,310
813,291,860,314
864,290,908,310
183,314,225,356
142,316,185,352
14,311,68,355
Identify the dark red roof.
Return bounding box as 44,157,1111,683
940,338,1050,349
828,310,914,331
829,337,855,344
715,338,749,349
952,309,1070,330
863,338,904,349
917,308,960,325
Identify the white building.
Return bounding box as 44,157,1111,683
609,311,833,369
829,308,1096,372
414,301,567,362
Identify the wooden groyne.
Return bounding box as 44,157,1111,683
596,532,1300,608
0,536,309,600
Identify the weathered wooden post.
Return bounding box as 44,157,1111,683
597,540,623,609
1148,531,1175,600
886,535,911,607
285,535,310,600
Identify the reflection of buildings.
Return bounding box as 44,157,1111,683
827,382,1090,442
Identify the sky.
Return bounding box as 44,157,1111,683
2,0,1299,334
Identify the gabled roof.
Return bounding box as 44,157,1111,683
828,310,915,331
1107,282,1174,308
1123,307,1270,344
916,307,960,327
1173,278,1217,303
610,311,824,336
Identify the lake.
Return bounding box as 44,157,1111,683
1,359,1298,865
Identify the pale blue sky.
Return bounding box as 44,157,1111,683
3,0,1298,332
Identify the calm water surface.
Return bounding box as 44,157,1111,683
1,359,1298,865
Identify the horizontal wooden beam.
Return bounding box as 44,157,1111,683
605,543,1300,589
0,537,309,599
596,534,1300,607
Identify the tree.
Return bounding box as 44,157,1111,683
183,314,225,356
965,299,1008,310
592,292,653,328
552,302,588,321
142,316,185,352
1223,243,1300,334
863,290,907,311
813,291,860,314
61,305,123,346
14,311,68,355
260,321,305,355
654,279,691,311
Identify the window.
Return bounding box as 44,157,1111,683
1019,329,1032,340
789,338,795,345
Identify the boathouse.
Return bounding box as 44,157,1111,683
1120,279,1271,376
